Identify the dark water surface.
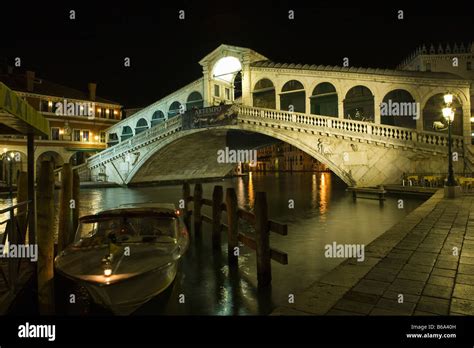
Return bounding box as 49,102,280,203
1,172,426,315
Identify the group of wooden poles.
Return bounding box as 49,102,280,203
181,183,288,287
32,164,288,313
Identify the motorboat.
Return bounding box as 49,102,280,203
54,203,189,315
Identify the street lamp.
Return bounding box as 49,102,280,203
442,93,456,186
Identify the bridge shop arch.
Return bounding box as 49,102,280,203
151,110,165,127
423,93,463,136
381,89,417,128
280,80,306,113
186,92,204,110
121,126,133,141
135,118,149,135
310,82,338,117
168,101,183,118
343,85,375,122
252,78,276,109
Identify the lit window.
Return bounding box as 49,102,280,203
40,100,49,112
51,127,60,140
100,131,106,143
82,130,90,142
73,129,81,142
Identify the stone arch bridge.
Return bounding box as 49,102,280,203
82,104,467,187
78,44,473,186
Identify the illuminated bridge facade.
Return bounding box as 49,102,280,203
81,44,473,186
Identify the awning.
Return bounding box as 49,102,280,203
0,82,49,136
65,148,102,152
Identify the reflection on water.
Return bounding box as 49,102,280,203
248,172,255,208
319,172,330,216
0,172,426,315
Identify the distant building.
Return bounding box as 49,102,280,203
398,42,474,124
0,68,123,183
397,42,474,79
251,142,328,172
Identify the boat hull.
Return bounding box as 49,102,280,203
82,261,178,315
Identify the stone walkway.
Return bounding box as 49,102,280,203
272,190,474,316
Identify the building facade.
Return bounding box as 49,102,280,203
254,142,328,172
0,69,122,183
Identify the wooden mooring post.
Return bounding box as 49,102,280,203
182,182,191,230
16,171,28,240
37,160,55,314
186,183,288,287
58,163,74,252
211,185,223,249
255,191,271,286
72,169,80,233
193,183,203,237
225,187,238,266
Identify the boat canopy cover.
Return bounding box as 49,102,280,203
74,211,180,247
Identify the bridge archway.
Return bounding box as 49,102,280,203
381,89,417,128
186,92,204,110
212,56,242,83
135,118,149,135
108,133,119,146
252,78,276,109
211,56,243,104
151,110,165,127
125,126,355,186
121,126,133,141
280,80,306,113
423,93,463,136
310,82,338,117
233,71,242,100
36,150,63,175
168,101,183,118
343,85,374,122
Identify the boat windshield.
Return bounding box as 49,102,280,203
74,215,179,247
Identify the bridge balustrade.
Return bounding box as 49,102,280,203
237,105,463,151
88,104,464,171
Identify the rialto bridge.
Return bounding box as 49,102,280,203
79,44,473,187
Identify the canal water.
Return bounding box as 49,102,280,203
1,172,426,315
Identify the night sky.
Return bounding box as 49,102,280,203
3,1,473,108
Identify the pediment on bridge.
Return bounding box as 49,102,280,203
199,44,269,68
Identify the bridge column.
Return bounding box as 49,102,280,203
338,100,344,119
241,59,252,105
276,93,281,111
202,66,212,107
416,112,423,131
305,96,311,115
374,94,381,125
